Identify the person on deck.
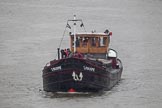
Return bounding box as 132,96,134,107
76,37,80,47
64,49,68,57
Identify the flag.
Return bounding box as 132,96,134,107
80,23,84,27
66,23,71,29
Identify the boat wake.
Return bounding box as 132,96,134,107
39,89,106,98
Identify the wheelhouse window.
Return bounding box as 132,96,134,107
91,37,96,47
82,37,88,47
99,37,106,46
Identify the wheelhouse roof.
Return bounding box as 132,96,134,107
70,32,109,37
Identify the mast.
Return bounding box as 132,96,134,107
73,15,77,52
67,15,84,53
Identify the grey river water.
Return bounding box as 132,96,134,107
0,0,162,108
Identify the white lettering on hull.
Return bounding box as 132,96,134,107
83,66,95,72
51,66,61,71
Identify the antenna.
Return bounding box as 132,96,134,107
73,15,76,52
65,15,86,53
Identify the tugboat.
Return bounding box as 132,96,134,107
42,15,123,92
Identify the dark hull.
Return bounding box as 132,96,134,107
42,57,123,92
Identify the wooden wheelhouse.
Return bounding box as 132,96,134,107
70,33,110,57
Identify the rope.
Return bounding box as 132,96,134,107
83,26,86,33
82,21,87,33
54,25,67,59
58,26,67,49
54,20,86,59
